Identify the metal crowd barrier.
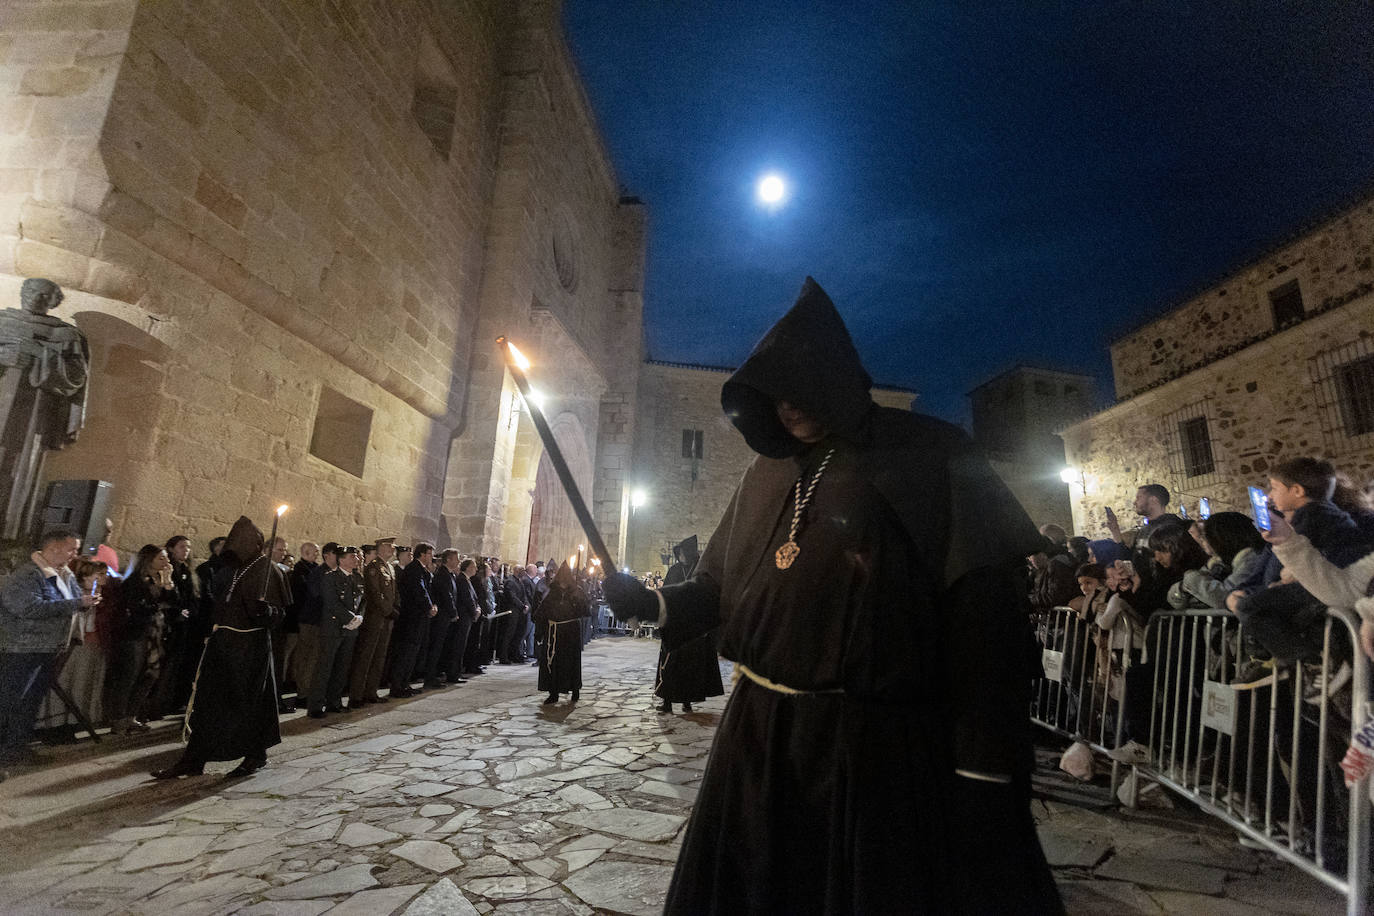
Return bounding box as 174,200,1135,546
1031,604,1372,916
1031,606,1132,797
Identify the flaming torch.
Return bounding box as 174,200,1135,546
496,337,617,570
260,504,288,599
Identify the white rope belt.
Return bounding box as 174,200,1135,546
732,662,844,696
544,617,581,669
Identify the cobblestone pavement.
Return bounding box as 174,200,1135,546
0,638,1347,915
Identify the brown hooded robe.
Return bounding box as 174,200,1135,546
534,563,591,694
182,516,291,763
654,536,724,705
657,278,1062,915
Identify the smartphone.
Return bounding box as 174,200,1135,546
1199,497,1211,520
1248,486,1272,531
1118,559,1135,579
1178,504,1189,519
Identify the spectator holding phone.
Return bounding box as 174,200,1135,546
1103,484,1185,550
1227,458,1372,665
1104,484,1186,619
1262,510,1374,662
0,527,98,773
1170,512,1268,610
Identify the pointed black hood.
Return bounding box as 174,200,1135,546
721,277,874,458
222,515,264,569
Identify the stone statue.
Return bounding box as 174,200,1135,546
0,279,89,539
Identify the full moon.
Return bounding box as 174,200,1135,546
757,173,786,205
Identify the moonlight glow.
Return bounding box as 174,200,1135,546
757,173,786,205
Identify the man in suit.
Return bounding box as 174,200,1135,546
389,543,436,697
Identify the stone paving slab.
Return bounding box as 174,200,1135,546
1095,853,1230,896
0,639,1348,914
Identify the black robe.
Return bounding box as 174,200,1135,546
534,580,590,693
183,517,291,763
657,278,1061,915
654,560,723,704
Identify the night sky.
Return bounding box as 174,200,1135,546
564,1,1374,423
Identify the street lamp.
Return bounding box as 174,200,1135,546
1060,467,1082,484
630,488,647,510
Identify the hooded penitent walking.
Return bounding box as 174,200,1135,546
654,536,723,713
153,515,291,779
534,563,591,704
603,278,1062,915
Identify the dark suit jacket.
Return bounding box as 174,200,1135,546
397,560,434,638
431,567,459,621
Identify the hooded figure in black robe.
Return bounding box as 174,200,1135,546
655,536,724,713
534,562,591,703
603,278,1062,915
152,515,291,779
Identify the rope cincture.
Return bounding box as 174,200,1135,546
544,616,582,671
731,662,844,696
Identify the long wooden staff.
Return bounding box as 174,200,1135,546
495,337,616,570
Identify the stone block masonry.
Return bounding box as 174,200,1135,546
1111,196,1374,399
0,0,646,558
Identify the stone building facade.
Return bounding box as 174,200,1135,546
1061,193,1374,536
0,0,643,565
968,366,1095,532
626,359,915,575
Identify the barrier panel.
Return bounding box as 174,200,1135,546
1032,604,1371,916
1030,605,1133,797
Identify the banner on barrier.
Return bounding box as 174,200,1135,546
1042,649,1064,681
1201,680,1238,736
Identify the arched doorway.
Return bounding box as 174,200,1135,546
524,411,593,566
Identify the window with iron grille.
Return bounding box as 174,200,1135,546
1310,339,1374,450
1162,400,1220,485
1268,279,1304,330
1179,416,1216,478
681,428,704,459
1337,354,1374,437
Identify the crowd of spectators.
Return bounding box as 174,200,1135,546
0,523,607,775
1030,457,1374,861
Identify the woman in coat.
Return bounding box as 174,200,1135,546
104,545,176,734
534,562,591,705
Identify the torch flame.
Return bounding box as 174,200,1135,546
276,504,289,516
506,341,531,371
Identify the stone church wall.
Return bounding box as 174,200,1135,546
0,0,641,558
431,0,644,557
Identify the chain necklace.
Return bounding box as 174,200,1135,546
224,555,265,603
775,447,836,570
